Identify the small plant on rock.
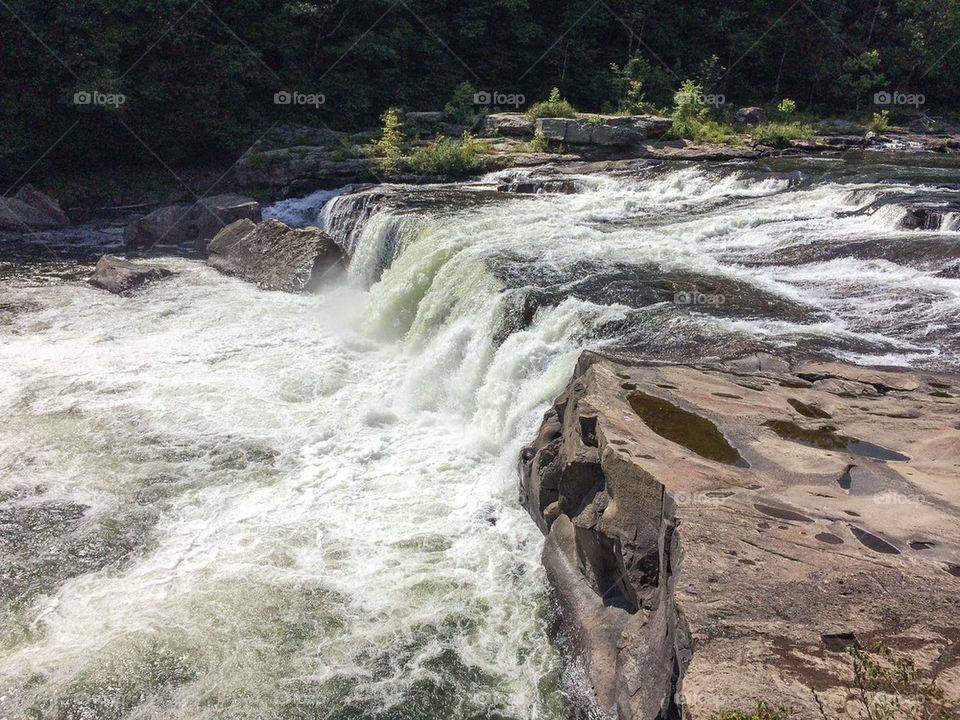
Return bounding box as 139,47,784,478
375,108,404,173
527,87,576,119
777,98,796,116
869,110,891,134
847,641,959,720
712,700,792,720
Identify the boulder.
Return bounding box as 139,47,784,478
88,254,172,294
207,218,343,292
0,185,69,231
733,106,766,128
485,113,535,137
535,115,672,146
522,353,960,720
124,194,261,251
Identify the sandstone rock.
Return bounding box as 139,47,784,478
124,194,261,251
522,352,960,720
734,106,767,128
485,113,535,137
536,115,672,146
88,254,172,294
207,219,342,292
0,185,69,231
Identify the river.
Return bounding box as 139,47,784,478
1,154,958,719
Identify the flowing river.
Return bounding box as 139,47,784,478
1,155,958,719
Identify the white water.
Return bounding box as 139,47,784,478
1,160,959,720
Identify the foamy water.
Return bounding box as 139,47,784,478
1,157,959,719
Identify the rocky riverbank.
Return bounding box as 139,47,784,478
521,352,960,719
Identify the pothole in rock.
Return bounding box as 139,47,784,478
762,420,909,461
849,525,900,555
629,392,746,466
787,398,832,419
815,532,845,545
946,564,960,577
753,503,814,523
909,540,935,550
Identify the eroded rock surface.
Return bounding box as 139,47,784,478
521,352,960,720
207,219,342,292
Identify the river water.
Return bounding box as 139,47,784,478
1,155,958,719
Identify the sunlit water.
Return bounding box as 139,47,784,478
1,156,958,719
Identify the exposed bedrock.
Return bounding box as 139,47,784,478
521,352,960,720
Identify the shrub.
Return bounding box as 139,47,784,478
611,54,675,112
445,81,477,124
712,702,791,720
777,98,796,116
671,79,712,138
375,108,404,173
528,129,549,152
869,110,891,133
748,121,812,148
408,131,486,175
527,88,576,119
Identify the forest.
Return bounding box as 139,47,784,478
2,0,959,182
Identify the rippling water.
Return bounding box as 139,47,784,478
1,155,958,719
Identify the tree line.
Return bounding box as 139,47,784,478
1,0,958,183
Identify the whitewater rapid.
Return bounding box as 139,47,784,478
1,157,959,719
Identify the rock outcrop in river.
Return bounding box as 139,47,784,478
521,352,960,720
88,255,172,294
207,218,342,292
0,185,68,231
125,194,261,252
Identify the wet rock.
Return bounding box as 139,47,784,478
496,178,580,194
88,254,172,294
124,194,261,251
521,354,960,720
207,218,343,292
0,185,69,231
733,107,767,128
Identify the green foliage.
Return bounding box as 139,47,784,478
671,80,711,138
840,50,886,109
445,81,477,124
847,641,959,720
748,121,812,148
527,88,576,119
527,129,550,152
375,108,404,174
407,131,486,175
712,701,791,720
870,110,891,133
611,54,675,113
777,99,796,116
2,0,960,183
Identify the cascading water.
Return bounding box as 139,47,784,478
1,155,959,720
